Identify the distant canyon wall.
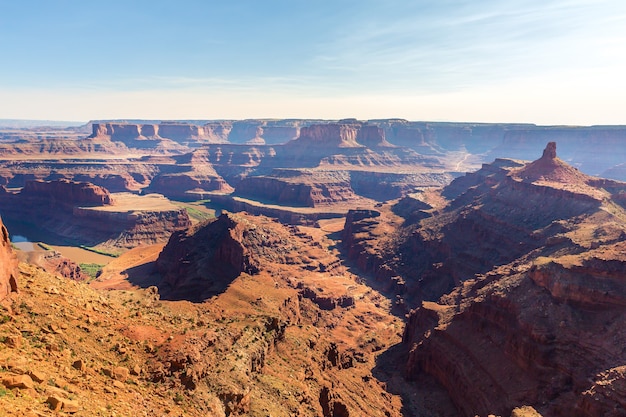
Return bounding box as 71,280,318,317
90,120,308,146
86,120,626,176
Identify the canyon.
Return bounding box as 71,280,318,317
0,179,191,248
343,143,626,416
1,117,625,416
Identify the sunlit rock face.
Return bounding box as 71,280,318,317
0,216,18,303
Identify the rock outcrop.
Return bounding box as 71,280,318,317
376,143,626,416
156,212,347,301
157,213,310,300
388,143,622,304
89,123,188,152
0,215,18,303
403,242,626,417
290,123,363,148
146,149,234,199
235,169,359,207
157,214,258,300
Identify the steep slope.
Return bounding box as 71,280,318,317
344,143,626,307
0,215,18,305
403,241,626,417
1,211,424,416
107,211,456,416
340,142,626,416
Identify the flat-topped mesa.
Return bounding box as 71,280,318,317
294,123,363,148
0,216,18,304
157,122,214,141
22,179,112,206
356,125,394,147
90,123,150,139
89,122,223,148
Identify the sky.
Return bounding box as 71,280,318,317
1,0,626,124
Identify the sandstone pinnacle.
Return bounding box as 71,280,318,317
542,141,557,160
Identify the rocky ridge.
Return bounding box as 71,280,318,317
341,142,626,416
0,215,18,305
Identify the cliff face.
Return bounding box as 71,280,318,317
0,216,18,304
235,170,359,207
236,168,448,207
157,214,254,301
0,181,191,248
403,242,626,417
145,148,235,198
294,124,361,148
89,123,188,152
371,143,626,416
73,206,192,247
21,179,112,207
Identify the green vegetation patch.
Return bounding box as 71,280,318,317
79,263,104,280
37,242,53,250
184,206,215,222
78,245,120,258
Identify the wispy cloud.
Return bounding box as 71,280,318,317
305,0,626,93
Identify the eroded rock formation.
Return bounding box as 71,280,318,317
403,242,626,416
0,216,18,303
157,212,327,300
0,181,191,248
368,143,626,416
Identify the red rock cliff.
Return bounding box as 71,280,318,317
156,213,305,301
403,243,626,417
295,124,362,148
0,216,18,304
22,179,112,207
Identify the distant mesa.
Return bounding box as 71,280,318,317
288,121,391,149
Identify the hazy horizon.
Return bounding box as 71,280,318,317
1,1,625,125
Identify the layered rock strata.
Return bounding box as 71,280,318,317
157,213,311,300
403,243,626,416
372,143,626,416
0,181,191,247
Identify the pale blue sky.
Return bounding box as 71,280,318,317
1,0,625,124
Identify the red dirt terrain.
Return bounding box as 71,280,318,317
1,210,460,416
2,130,626,417
0,216,19,306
